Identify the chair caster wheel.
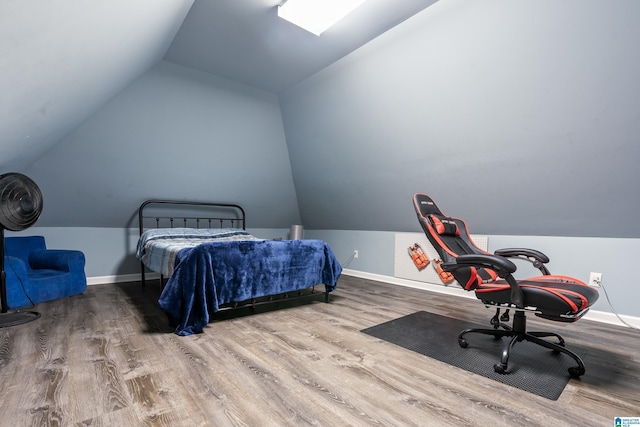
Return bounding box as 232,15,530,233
493,363,507,374
458,339,468,348
568,366,585,378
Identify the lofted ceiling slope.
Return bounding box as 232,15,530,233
1,0,194,172
2,0,437,175
164,0,439,93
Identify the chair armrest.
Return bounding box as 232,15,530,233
29,250,85,272
494,248,549,263
494,247,550,275
4,256,29,279
442,254,524,308
445,254,517,277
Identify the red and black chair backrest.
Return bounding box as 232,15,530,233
413,193,498,290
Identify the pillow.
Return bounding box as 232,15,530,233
429,215,460,236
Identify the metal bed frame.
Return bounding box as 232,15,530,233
137,199,329,311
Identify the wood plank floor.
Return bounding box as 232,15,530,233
0,274,638,426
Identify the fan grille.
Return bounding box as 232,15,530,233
0,173,43,231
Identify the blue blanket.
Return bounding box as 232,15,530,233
158,239,342,335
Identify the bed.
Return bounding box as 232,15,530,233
136,200,343,335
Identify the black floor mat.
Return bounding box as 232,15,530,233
361,311,585,400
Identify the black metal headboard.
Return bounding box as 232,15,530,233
137,199,246,286
138,199,246,236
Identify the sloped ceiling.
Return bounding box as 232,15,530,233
1,0,437,173
164,0,438,93
0,0,194,172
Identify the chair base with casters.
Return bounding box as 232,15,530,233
458,308,586,377
412,193,599,377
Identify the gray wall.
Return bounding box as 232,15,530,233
24,61,301,229
279,0,640,237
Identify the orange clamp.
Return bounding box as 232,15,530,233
433,259,455,284
408,243,430,270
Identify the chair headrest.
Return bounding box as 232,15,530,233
413,193,443,217
429,215,460,236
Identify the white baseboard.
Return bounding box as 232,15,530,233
87,272,159,286
341,268,640,329
342,268,475,301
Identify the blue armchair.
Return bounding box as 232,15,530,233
3,236,87,310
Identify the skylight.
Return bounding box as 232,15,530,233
277,0,369,36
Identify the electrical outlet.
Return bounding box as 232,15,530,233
353,250,359,259
588,272,602,287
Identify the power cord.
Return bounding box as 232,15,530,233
341,251,356,268
599,280,638,330
4,248,37,310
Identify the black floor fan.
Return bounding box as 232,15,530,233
0,173,43,327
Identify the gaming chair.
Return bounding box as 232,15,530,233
413,193,599,377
